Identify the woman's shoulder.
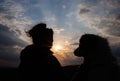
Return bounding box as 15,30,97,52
21,45,34,52
20,45,34,57
25,44,34,49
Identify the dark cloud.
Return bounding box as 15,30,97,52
98,0,120,37
98,19,120,36
4,15,15,19
0,44,20,67
0,24,26,47
0,0,31,67
79,8,90,14
111,43,120,57
71,43,79,46
0,7,6,13
0,59,19,67
116,14,120,20
106,27,120,36
111,44,120,65
0,24,26,67
0,45,20,60
0,24,25,46
0,1,6,12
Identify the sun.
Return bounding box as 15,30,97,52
54,45,62,51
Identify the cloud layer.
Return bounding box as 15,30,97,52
0,0,120,67
0,0,32,67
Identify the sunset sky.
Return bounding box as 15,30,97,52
0,0,120,67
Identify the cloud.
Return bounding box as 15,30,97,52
79,8,90,14
99,23,120,36
0,44,21,60
62,5,66,9
0,24,24,46
76,0,120,61
0,0,33,67
77,0,120,37
0,0,32,44
0,45,20,67
0,0,120,67
116,14,120,20
0,24,24,67
71,43,79,46
100,0,120,9
0,59,19,67
54,28,64,34
111,43,120,57
0,0,24,20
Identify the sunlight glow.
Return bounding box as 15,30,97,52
54,45,62,51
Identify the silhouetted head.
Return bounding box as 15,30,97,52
28,23,53,48
74,34,114,61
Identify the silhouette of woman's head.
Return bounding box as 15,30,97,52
74,34,114,60
28,23,53,48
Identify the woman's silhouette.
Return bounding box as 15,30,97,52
18,23,68,81
72,34,120,81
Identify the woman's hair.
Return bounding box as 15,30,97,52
27,23,53,48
